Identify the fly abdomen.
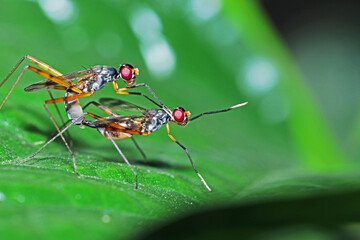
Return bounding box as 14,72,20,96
64,91,84,126
97,127,132,140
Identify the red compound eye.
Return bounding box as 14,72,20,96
120,66,133,80
173,109,185,122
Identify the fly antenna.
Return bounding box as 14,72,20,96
189,101,248,121
230,102,248,109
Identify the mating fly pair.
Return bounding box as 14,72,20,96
0,56,248,191
0,55,162,176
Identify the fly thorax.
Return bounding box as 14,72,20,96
144,109,170,133
90,66,118,91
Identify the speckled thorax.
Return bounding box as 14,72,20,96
65,66,118,126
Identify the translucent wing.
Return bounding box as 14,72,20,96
88,115,144,128
99,98,147,113
24,69,90,92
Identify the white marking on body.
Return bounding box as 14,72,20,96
230,102,248,109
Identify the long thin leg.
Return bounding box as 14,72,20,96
0,56,27,88
113,81,163,108
82,101,118,116
25,66,82,93
39,57,69,140
0,65,83,110
43,102,79,176
47,88,73,147
84,112,147,136
105,130,138,190
24,88,70,146
0,65,28,110
24,55,63,76
14,114,84,171
1,61,79,152
48,118,73,144
131,137,147,162
166,123,211,191
44,91,93,104
0,55,62,88
130,83,165,106
82,101,147,161
82,102,142,135
4,61,70,145
27,118,72,146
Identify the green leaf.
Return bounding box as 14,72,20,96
222,0,346,171
0,1,359,239
139,175,360,240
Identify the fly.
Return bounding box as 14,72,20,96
0,55,163,175
14,97,248,191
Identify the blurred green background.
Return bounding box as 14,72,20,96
1,0,360,239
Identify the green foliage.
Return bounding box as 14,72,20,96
0,0,359,239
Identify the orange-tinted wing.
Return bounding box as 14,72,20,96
24,69,90,92
89,115,144,128
87,115,147,136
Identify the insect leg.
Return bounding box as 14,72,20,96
23,88,71,147
43,101,79,176
14,114,84,174
47,88,73,148
0,58,73,141
0,56,27,88
112,81,162,108
44,91,93,104
26,66,82,93
32,118,72,146
131,137,147,162
82,111,140,188
105,130,139,190
0,65,83,110
83,101,147,161
25,55,63,76
0,55,62,88
0,65,29,110
42,93,96,174
82,101,118,116
131,83,165,106
166,123,211,191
